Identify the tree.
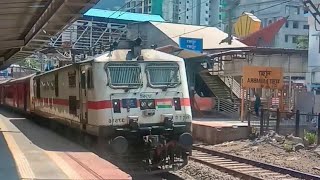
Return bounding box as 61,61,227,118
16,58,41,70
296,36,309,49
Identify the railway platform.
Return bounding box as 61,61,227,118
192,118,250,145
0,109,131,180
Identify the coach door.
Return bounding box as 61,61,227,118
80,65,89,129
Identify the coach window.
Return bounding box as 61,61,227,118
81,71,86,89
55,74,59,97
87,68,94,89
68,71,76,88
36,78,40,98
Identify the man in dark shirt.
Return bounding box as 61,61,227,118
254,94,261,116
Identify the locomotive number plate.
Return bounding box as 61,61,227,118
174,115,191,122
108,118,126,124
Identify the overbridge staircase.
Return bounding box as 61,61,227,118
199,70,241,116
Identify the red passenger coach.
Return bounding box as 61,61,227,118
0,74,34,112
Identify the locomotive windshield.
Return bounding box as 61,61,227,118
106,63,142,88
146,63,180,88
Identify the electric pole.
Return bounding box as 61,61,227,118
220,0,240,45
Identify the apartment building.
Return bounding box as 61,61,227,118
125,0,225,28
234,0,308,49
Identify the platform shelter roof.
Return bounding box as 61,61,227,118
0,0,100,70
150,22,247,50
85,9,165,22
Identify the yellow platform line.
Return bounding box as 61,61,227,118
45,150,81,179
0,119,35,179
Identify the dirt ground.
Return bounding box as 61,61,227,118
199,138,320,176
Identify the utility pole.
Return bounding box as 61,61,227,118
220,0,240,45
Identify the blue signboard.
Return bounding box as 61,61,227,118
179,37,203,53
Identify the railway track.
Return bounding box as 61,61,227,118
191,145,320,180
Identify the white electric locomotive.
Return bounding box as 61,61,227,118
31,47,193,169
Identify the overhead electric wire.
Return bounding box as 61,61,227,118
153,0,293,45
116,0,144,19
106,0,136,19
153,0,211,26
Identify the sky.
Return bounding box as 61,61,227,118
94,0,125,11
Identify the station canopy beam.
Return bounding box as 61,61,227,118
0,0,100,69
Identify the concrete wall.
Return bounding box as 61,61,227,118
223,53,307,77
192,123,250,144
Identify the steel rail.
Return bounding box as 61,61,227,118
192,145,320,180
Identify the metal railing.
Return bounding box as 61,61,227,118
214,97,240,117
219,75,241,99
249,109,320,144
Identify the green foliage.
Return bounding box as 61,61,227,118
284,140,293,152
296,36,309,50
16,58,41,70
304,130,317,145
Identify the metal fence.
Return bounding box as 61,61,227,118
248,109,320,143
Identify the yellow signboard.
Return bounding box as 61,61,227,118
242,66,283,89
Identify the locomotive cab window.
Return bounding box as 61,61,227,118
105,63,142,88
146,63,180,88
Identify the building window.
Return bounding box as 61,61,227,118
293,21,299,29
186,16,188,19
285,6,290,14
205,18,208,21
187,8,189,11
285,21,289,28
285,35,288,42
206,11,208,14
303,25,309,29
292,36,297,43
286,6,300,15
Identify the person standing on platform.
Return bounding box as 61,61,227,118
254,93,261,116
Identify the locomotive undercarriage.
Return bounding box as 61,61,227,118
101,122,193,171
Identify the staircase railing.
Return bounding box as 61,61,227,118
214,97,240,117
219,75,241,99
